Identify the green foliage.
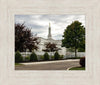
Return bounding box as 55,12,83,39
67,48,75,52
54,51,60,60
51,56,54,60
25,56,30,61
30,52,38,61
69,67,85,70
59,55,64,59
78,48,85,52
15,63,23,66
62,21,85,57
43,52,49,60
15,51,23,63
66,57,81,59
40,55,44,60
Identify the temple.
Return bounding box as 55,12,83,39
34,23,66,56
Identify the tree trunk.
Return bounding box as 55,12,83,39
75,47,77,57
75,37,77,57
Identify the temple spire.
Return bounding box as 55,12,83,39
48,23,52,39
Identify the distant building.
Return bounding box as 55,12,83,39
34,23,66,56
21,23,85,59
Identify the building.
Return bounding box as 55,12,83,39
21,23,85,59
34,23,66,56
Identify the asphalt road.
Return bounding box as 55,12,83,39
15,59,80,70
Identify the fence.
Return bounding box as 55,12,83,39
20,52,85,60
64,52,85,58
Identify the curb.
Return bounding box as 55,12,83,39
67,66,75,70
20,59,79,65
67,66,81,70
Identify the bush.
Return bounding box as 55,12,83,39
30,52,38,61
40,55,44,60
44,52,49,60
25,56,30,61
54,51,60,60
15,51,23,63
80,57,85,67
59,55,64,59
51,56,54,60
66,57,81,59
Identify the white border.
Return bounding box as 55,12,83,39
0,0,100,85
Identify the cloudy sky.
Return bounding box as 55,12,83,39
15,15,85,40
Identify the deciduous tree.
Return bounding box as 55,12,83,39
62,21,85,57
43,42,60,52
15,23,39,52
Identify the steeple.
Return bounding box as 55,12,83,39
48,23,52,39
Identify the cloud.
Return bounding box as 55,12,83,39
15,15,85,40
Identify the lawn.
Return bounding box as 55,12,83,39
69,67,85,70
15,63,23,66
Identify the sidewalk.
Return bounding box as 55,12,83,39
20,59,79,65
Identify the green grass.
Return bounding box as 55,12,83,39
69,67,85,70
15,63,22,66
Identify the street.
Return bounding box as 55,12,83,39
15,59,80,70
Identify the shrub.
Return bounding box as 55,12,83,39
80,57,85,67
59,55,64,59
44,52,49,60
25,56,30,61
66,57,81,59
51,56,54,60
30,52,38,61
54,51,60,60
40,55,44,60
15,51,23,63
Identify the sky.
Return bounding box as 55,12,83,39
15,15,85,40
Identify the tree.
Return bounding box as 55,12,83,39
62,21,85,57
43,42,59,52
43,52,49,60
15,51,23,63
54,51,60,60
42,42,61,56
30,52,38,61
15,23,39,52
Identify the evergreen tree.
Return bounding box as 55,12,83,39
15,51,23,63
54,51,60,60
44,52,49,60
30,52,38,61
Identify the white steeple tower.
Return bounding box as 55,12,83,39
48,23,52,39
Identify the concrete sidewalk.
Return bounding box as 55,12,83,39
20,59,79,65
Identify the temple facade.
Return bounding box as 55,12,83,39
34,23,66,56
